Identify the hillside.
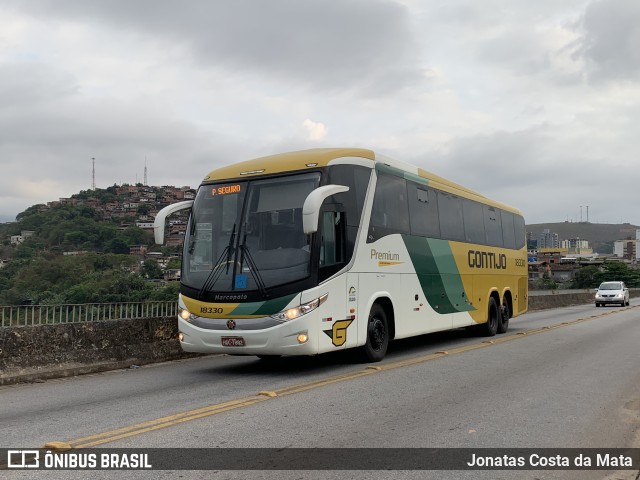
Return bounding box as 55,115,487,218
526,222,640,252
0,184,188,305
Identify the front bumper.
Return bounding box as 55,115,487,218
595,295,625,304
178,314,319,356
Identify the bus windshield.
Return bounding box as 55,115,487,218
182,172,321,295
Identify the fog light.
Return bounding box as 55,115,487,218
178,332,184,342
297,333,308,344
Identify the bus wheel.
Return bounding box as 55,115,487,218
481,297,500,337
497,298,510,334
362,304,389,362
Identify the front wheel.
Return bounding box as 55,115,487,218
361,304,389,362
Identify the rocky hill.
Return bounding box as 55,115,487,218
526,222,640,253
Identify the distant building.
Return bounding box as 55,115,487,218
129,245,148,256
537,229,559,249
164,269,181,281
9,230,35,245
560,238,593,255
135,221,155,230
613,229,640,261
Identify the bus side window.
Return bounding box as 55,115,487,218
438,192,465,242
484,206,503,247
367,173,410,242
502,211,516,249
514,214,525,249
462,199,485,244
319,211,346,281
407,182,440,238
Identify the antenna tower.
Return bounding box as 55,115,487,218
144,157,148,186
92,157,96,190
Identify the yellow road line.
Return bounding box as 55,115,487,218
70,396,270,448
48,305,637,450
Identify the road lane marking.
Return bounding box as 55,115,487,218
48,305,639,449
67,396,271,448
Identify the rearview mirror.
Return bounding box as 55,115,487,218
302,185,349,234
153,200,193,244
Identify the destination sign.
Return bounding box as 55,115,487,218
211,184,241,196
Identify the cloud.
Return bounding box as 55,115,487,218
302,119,327,141
577,0,640,82
2,0,640,228
415,122,636,225
5,0,425,96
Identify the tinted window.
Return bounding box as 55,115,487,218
407,182,440,238
514,214,525,249
438,192,465,241
328,165,371,260
484,206,503,247
502,211,516,249
463,200,485,244
368,173,410,242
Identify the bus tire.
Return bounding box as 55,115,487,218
481,297,500,337
361,303,389,362
497,298,510,334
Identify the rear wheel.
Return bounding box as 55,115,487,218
361,303,389,362
497,298,510,334
481,297,500,337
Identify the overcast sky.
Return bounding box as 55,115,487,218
1,0,639,226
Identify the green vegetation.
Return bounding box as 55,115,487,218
0,194,181,305
572,262,640,288
0,253,179,305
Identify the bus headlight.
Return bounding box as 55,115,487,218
179,307,197,322
271,294,328,322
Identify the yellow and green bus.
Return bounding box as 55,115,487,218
154,148,528,361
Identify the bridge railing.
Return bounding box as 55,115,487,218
0,301,178,328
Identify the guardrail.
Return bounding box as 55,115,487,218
0,301,178,328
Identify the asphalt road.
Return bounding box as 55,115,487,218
2,301,639,480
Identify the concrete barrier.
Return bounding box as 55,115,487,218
0,316,199,386
2,289,639,385
528,288,640,311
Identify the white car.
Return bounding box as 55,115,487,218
595,281,630,307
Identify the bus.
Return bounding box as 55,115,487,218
154,148,528,362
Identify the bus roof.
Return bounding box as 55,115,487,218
203,148,375,182
203,148,522,215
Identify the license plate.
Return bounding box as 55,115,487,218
221,336,245,347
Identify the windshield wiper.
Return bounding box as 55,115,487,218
238,232,268,297
198,224,236,298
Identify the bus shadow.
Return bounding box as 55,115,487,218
192,327,487,377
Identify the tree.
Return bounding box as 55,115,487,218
593,262,640,287
166,258,181,269
105,238,130,254
141,259,163,279
572,265,599,289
